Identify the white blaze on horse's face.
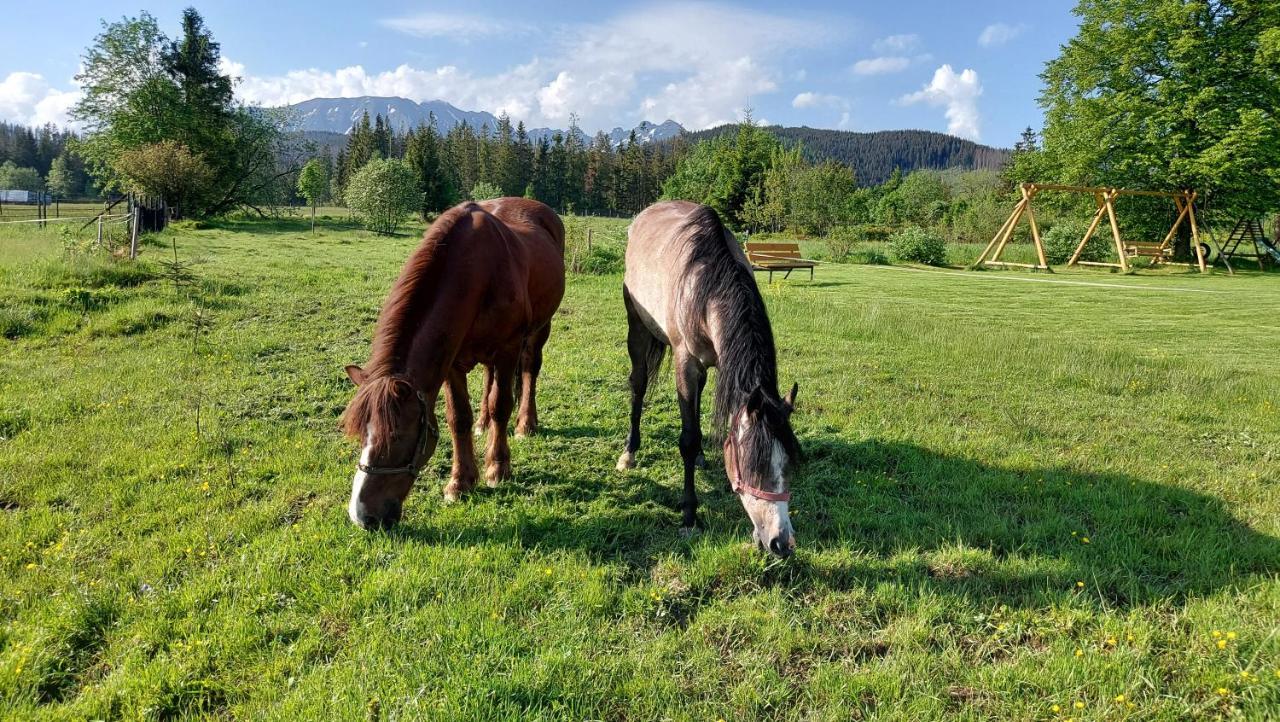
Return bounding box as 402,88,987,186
348,423,374,527
734,415,796,557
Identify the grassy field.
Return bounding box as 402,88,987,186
1,214,1278,720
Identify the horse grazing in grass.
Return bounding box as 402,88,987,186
618,200,802,557
342,198,565,529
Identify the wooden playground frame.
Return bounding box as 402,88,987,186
972,183,1207,273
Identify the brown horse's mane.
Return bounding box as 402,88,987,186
341,202,479,446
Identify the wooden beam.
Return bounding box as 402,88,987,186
973,198,1026,267
1023,186,1050,270
1068,195,1109,267
984,261,1049,269
989,197,1028,265
1104,190,1129,272
1187,191,1207,273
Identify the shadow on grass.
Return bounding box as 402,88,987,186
392,436,1280,610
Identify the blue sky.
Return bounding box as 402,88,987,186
0,1,1080,146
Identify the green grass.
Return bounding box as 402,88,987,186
1,214,1278,720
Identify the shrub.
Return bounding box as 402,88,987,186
345,159,418,235
824,226,864,262
469,181,503,201
852,248,890,265
890,227,948,266
576,245,623,275
1044,220,1112,264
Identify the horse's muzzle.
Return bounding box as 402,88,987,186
355,498,402,531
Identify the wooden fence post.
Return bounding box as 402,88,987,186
129,206,140,259
96,216,103,248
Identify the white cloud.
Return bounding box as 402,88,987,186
851,57,912,76
640,56,778,130
228,2,833,131
978,23,1025,48
873,34,920,54
898,64,983,140
0,72,80,127
380,13,509,38
791,91,851,128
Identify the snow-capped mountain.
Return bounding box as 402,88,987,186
282,96,684,146
606,120,685,146
286,97,498,135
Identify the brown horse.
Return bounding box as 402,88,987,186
618,201,802,557
342,198,565,529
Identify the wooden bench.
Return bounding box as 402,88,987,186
744,242,816,282
1125,242,1173,261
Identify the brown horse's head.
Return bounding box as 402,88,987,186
725,383,801,557
341,365,439,530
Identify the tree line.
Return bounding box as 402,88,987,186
306,109,682,219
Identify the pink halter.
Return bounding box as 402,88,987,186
724,435,791,503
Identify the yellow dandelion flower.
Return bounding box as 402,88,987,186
1074,700,1085,709
544,567,553,575
1051,704,1061,713
1126,701,1136,709
1226,631,1237,640
1212,630,1222,638
1239,671,1250,680
1106,637,1117,646
1126,633,1135,642
24,562,36,570
1217,639,1227,650
1216,687,1229,696
1075,648,1084,657
1076,581,1085,588
1114,694,1125,702
1081,537,1090,544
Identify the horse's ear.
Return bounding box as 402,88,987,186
782,382,799,415
344,365,367,386
746,385,767,415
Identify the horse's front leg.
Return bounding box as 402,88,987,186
485,356,519,487
443,369,479,501
675,353,707,533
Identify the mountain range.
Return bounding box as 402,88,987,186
284,96,1011,186
284,96,683,147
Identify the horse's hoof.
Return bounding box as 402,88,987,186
616,452,636,471
485,463,510,487
515,429,532,439
443,486,461,502
679,526,700,539
694,453,706,469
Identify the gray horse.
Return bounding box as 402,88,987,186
617,200,802,557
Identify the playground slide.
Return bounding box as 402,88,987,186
1261,237,1280,264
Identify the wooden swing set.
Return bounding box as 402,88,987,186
972,183,1208,273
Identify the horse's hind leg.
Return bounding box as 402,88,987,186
516,323,551,437
443,369,479,501
618,286,664,471
675,352,707,532
474,365,493,436
484,355,519,487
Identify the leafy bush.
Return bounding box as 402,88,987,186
469,181,503,201
345,159,418,235
1044,220,1111,264
852,248,890,265
576,245,623,275
890,227,948,266
824,226,864,262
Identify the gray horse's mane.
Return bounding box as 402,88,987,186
677,206,801,460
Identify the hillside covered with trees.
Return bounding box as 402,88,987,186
683,125,1010,187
